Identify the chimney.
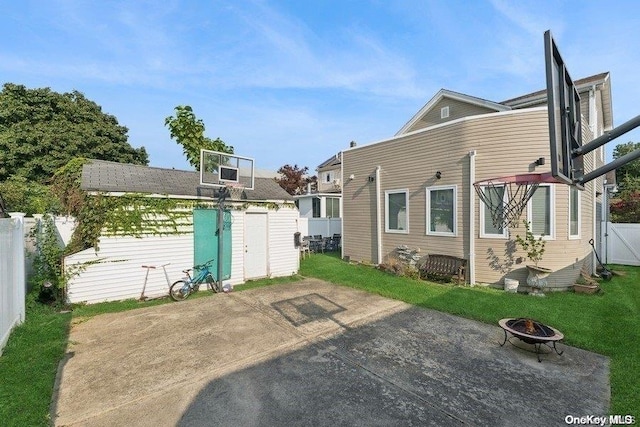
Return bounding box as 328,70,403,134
350,140,357,148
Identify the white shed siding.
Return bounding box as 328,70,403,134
229,211,245,286
65,235,194,304
266,206,300,277
65,205,299,304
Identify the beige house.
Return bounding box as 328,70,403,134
341,73,612,289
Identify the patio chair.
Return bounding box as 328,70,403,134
300,237,311,259
310,235,324,253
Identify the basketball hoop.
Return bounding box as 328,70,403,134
473,173,558,229
225,182,245,201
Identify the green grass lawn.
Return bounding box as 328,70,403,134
301,253,640,415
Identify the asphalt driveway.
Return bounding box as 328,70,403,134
52,278,609,426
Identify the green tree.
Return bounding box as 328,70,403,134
610,142,640,223
0,83,148,183
164,105,233,169
0,175,61,215
613,141,640,185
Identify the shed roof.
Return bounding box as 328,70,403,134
81,159,293,202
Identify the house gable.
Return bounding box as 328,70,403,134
396,89,510,136
502,72,612,132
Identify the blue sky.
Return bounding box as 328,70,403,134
2,0,639,174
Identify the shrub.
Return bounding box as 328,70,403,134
514,220,546,267
29,215,64,303
0,176,61,215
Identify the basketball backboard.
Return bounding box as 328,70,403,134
199,150,255,190
544,30,583,186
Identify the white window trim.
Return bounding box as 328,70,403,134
441,106,450,119
385,189,409,234
568,186,581,240
526,184,555,240
426,185,457,237
479,184,509,239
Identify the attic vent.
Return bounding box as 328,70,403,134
441,106,450,119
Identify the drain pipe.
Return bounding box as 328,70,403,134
468,151,476,285
375,166,383,265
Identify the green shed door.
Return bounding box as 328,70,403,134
193,209,232,281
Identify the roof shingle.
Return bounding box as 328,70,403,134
81,160,293,201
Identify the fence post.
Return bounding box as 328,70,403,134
9,213,26,322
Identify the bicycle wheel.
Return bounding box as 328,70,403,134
205,274,220,293
169,280,191,301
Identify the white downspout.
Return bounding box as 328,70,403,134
589,86,598,274
468,151,476,285
376,166,383,265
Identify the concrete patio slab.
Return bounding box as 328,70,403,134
52,278,609,426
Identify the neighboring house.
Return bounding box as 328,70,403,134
295,151,345,237
64,160,299,304
342,73,612,289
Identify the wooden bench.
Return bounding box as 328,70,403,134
420,254,467,285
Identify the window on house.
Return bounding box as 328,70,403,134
325,197,340,218
325,171,332,183
312,197,321,218
441,106,450,119
528,185,554,238
569,186,580,238
479,185,507,238
385,190,408,233
426,186,456,236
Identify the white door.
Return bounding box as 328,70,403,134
244,213,268,278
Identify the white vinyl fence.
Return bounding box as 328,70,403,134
297,217,342,238
0,214,26,355
605,222,640,266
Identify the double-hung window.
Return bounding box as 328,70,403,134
385,190,408,233
479,185,508,238
312,197,321,218
527,185,555,239
426,185,456,236
325,197,340,218
569,186,580,239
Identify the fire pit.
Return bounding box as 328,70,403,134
499,318,564,362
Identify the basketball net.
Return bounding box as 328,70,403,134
473,173,557,229
225,183,245,200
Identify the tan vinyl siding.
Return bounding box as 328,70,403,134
479,116,595,288
344,107,599,288
406,98,498,133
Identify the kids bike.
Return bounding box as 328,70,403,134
169,259,221,301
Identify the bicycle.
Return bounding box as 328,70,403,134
169,259,221,301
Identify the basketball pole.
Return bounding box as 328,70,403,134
217,186,229,291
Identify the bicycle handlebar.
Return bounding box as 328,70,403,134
193,259,216,270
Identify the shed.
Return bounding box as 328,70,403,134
64,160,299,304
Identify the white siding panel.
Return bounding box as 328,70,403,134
229,211,245,286
267,206,299,278
64,205,299,304
65,235,193,304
